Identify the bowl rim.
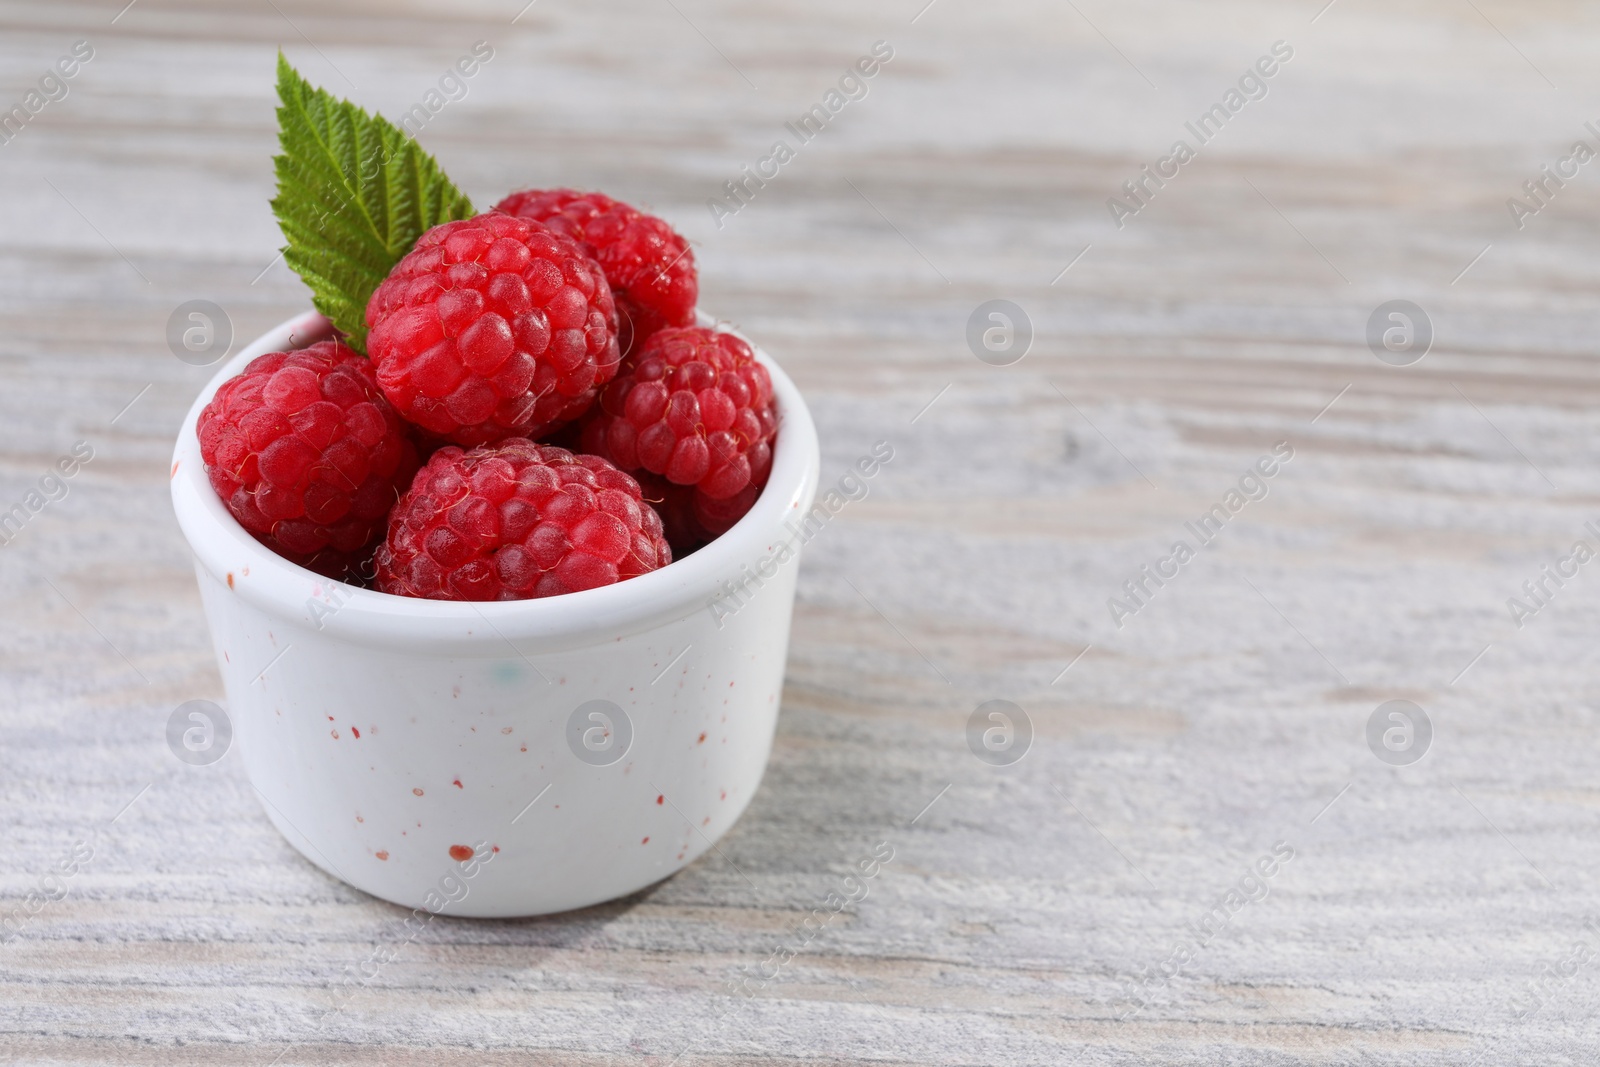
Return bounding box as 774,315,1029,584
170,309,821,651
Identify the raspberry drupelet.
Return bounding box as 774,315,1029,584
580,326,777,546
197,340,419,581
365,213,621,447
375,439,670,601
494,188,696,357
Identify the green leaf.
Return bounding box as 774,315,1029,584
270,53,475,353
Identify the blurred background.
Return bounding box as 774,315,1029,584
5,1,1600,1063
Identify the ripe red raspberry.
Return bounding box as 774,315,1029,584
581,327,776,538
494,189,696,356
634,471,765,556
631,471,704,554
375,439,670,601
366,213,621,447
197,340,419,580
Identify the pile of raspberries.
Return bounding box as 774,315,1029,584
198,190,777,601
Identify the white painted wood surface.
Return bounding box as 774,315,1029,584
4,0,1600,1062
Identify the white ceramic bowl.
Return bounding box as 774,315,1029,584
171,309,819,916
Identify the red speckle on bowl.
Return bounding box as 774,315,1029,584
356,815,364,823
226,572,234,589
375,850,388,861
453,779,463,789
720,790,727,800
448,844,473,862
491,845,500,854
501,726,513,734
656,795,664,805
171,460,180,478
641,837,650,845
330,729,339,740
327,715,334,721
412,787,424,796
697,732,707,744
351,727,360,739
519,744,527,752
702,816,710,825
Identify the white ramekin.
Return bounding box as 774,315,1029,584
171,309,820,916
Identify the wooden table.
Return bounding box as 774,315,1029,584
4,0,1600,1062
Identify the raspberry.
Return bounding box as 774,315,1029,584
197,340,419,580
631,471,705,554
581,327,776,538
375,439,670,601
365,213,621,447
694,481,764,536
494,189,696,356
634,471,764,556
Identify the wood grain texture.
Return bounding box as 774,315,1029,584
4,0,1600,1063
